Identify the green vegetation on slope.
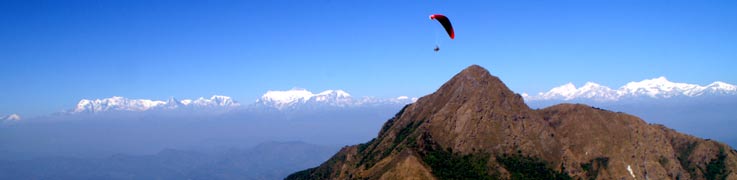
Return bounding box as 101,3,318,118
677,141,699,178
496,154,572,180
704,147,730,180
421,147,495,180
580,157,609,180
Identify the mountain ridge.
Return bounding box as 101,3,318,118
1,114,21,122
71,95,241,113
287,65,737,180
16,77,735,116
256,88,416,110
524,76,737,101
65,90,416,115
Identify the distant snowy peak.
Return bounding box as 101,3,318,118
259,88,316,107
704,81,737,94
2,114,21,121
528,82,617,101
164,97,185,109
74,96,166,113
618,76,704,98
311,90,353,106
257,88,414,110
192,95,239,107
576,82,619,100
525,82,617,101
314,90,351,101
617,77,736,98
525,77,737,101
257,88,354,109
72,95,240,113
68,89,415,113
258,88,352,107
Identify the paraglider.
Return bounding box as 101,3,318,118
430,14,454,52
430,14,454,39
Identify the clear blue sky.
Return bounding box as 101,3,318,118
2,0,736,116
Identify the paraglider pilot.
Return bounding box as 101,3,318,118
430,14,453,52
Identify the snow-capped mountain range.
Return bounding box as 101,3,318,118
55,77,737,114
257,89,352,109
69,89,417,113
2,114,21,122
523,76,737,102
256,88,417,110
72,95,240,113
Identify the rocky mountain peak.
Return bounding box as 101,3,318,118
288,65,737,180
437,65,507,95
414,65,529,118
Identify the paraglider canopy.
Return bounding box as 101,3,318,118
430,14,454,39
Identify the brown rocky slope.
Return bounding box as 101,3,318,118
286,65,737,180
